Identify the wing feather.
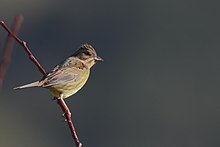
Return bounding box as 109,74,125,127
41,57,84,87
42,69,80,87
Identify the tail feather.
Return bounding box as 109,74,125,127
14,81,43,90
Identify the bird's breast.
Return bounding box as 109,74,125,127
47,69,90,98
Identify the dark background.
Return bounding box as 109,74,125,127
1,0,220,147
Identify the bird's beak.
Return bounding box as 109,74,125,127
95,56,104,62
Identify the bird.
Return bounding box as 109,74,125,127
14,43,103,99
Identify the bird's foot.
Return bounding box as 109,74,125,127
62,112,71,121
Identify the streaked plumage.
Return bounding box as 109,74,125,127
14,43,103,99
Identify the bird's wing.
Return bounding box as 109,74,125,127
42,69,80,87
41,57,86,87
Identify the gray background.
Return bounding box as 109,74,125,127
1,0,220,147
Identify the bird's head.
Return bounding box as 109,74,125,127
73,44,103,68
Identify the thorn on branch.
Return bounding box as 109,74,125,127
22,41,26,46
29,55,35,60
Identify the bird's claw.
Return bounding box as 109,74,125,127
61,113,66,121
62,112,71,121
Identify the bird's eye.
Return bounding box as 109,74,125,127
84,50,91,56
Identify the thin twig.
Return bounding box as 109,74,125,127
0,20,46,75
0,18,82,147
58,98,82,147
0,15,24,89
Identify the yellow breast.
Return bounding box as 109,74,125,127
47,69,90,99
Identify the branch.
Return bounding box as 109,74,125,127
58,98,82,147
0,15,24,89
0,19,46,75
0,18,82,147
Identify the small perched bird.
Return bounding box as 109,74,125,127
14,43,103,99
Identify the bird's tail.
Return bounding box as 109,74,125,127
14,81,43,90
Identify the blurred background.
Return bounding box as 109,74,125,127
1,0,220,147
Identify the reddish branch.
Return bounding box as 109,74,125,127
0,19,46,75
0,15,24,89
58,98,82,146
0,18,82,147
